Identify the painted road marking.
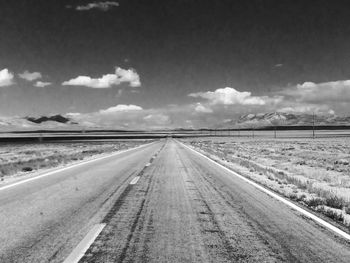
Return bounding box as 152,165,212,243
130,176,140,185
63,223,106,263
179,141,350,241
0,142,155,192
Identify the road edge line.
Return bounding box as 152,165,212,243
63,223,106,263
178,141,350,241
0,142,155,191
130,176,140,185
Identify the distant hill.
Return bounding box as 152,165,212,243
0,114,83,132
222,112,350,128
26,115,71,124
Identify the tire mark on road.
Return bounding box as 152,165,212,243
177,146,282,262
117,199,146,262
183,171,247,262
79,143,166,263
176,149,244,262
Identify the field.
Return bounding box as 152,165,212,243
182,136,350,228
0,140,150,184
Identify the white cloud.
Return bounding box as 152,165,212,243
62,67,141,88
66,112,81,117
143,113,170,125
99,104,143,114
34,81,52,87
115,67,141,87
194,103,213,113
278,104,334,115
0,69,14,87
285,80,350,103
18,70,42,81
70,2,119,11
189,87,280,105
69,105,174,130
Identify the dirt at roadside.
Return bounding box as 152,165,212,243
0,141,148,182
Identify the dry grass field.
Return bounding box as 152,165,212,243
0,140,149,183
182,137,350,228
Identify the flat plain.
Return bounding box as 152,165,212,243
1,137,350,262
182,136,350,229
0,140,149,185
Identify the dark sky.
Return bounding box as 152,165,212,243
1,0,350,127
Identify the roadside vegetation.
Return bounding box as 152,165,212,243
182,137,350,230
0,141,149,182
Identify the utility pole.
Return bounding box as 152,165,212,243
312,112,315,139
38,133,43,143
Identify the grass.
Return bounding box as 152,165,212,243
317,206,345,223
0,141,149,179
184,137,350,228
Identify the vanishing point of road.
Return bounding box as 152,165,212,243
0,139,349,262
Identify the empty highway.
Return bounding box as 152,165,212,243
0,139,349,262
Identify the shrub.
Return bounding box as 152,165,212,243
296,194,307,202
306,198,325,208
345,204,350,215
22,167,33,172
289,193,298,200
322,209,344,222
325,195,345,209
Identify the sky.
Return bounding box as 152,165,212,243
1,0,350,129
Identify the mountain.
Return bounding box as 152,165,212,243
0,114,87,132
223,112,350,128
26,115,71,124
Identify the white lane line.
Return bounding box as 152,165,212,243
179,141,350,241
63,223,106,263
0,142,155,192
130,176,140,185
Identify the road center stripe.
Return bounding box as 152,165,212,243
178,141,350,241
63,223,106,263
130,176,140,185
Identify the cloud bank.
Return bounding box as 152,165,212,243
185,79,350,125
99,104,143,114
68,2,119,11
62,67,141,88
189,87,281,106
34,81,52,87
194,103,213,113
70,104,174,130
284,80,350,103
0,69,14,87
18,71,42,81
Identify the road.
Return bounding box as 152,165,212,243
0,141,163,262
1,139,350,262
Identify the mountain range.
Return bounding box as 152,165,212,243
224,112,350,128
0,112,350,131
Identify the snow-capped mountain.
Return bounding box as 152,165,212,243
224,112,350,128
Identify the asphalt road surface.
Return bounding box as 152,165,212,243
1,139,350,262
